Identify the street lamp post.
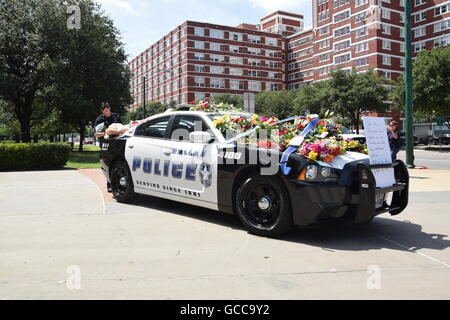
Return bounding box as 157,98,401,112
142,76,146,118
405,0,415,168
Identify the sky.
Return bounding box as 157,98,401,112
96,0,313,61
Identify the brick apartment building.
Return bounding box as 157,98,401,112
128,0,450,110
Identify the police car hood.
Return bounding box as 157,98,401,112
314,151,370,170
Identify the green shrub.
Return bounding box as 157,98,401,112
0,143,71,171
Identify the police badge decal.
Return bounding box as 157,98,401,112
199,162,212,188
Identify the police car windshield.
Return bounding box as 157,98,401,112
207,113,252,139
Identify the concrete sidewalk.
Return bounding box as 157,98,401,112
0,168,449,299
0,170,104,217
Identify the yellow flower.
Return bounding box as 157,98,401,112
252,114,259,120
349,140,358,148
308,151,318,161
213,119,224,127
320,127,328,133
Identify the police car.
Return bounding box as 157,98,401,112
100,110,409,237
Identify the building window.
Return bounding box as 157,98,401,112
435,4,449,16
415,26,426,38
355,27,368,38
415,12,426,22
334,26,350,38
355,57,369,67
194,41,204,49
414,41,426,52
334,53,351,65
334,40,351,52
434,20,450,33
382,25,391,35
248,81,261,91
382,40,391,50
194,77,205,87
334,10,350,23
382,55,391,66
434,35,450,47
209,29,224,39
355,0,368,7
210,78,225,89
355,41,368,53
319,39,329,49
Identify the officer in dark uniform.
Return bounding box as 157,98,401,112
94,102,123,138
94,102,123,192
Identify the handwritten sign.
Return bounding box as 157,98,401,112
362,116,395,188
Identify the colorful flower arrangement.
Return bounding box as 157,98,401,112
186,100,368,163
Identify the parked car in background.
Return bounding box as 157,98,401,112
341,127,366,144
400,132,418,146
83,137,94,145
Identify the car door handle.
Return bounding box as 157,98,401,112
128,145,134,149
163,149,172,156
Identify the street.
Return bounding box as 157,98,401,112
398,148,450,170
0,149,449,299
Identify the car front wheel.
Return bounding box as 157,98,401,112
110,160,135,203
236,174,293,237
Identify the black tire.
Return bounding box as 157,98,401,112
235,174,293,237
110,160,135,203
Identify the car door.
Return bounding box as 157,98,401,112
167,114,218,210
125,115,174,195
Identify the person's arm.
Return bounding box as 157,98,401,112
93,116,106,138
391,130,400,139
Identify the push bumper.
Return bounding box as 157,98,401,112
286,160,409,226
352,160,409,224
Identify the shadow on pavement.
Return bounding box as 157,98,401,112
127,194,450,253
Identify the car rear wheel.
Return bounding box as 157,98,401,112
110,160,135,203
236,174,293,237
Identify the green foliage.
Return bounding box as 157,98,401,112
65,147,100,169
0,0,132,143
0,142,71,170
255,90,297,119
293,81,330,116
122,102,169,123
211,94,244,109
327,68,389,131
393,46,450,118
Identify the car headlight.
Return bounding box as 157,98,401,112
298,164,341,182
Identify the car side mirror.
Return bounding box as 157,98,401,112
189,131,213,144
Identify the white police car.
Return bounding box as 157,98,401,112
100,110,409,237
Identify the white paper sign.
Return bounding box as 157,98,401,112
362,116,395,188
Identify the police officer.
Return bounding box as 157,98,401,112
94,102,123,138
94,102,122,192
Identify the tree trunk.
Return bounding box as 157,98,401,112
355,111,360,134
15,102,33,143
19,117,31,143
78,122,85,152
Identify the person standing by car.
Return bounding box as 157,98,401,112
94,102,123,138
94,102,122,192
387,120,401,161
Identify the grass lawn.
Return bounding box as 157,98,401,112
65,145,101,169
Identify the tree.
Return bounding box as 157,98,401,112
0,0,60,142
393,46,450,129
45,0,132,151
122,101,169,124
211,94,243,109
255,90,297,119
293,81,331,116
328,68,389,133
